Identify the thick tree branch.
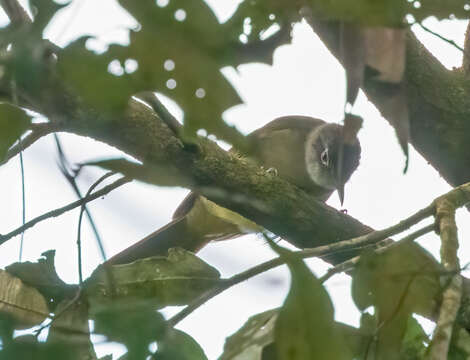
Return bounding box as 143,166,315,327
463,21,470,74
304,17,470,190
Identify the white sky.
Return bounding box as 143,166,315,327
0,0,469,358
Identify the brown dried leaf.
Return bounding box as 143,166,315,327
0,270,49,329
341,23,366,106
364,27,406,83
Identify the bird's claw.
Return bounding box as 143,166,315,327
266,167,278,176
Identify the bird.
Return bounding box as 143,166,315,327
107,115,361,265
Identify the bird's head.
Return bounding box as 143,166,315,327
305,123,361,205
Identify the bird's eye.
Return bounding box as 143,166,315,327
320,148,329,167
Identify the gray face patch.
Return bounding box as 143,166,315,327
305,125,336,190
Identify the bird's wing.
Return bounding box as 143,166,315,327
247,115,325,140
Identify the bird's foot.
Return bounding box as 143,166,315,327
265,167,278,176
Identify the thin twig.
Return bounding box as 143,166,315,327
415,21,465,53
54,134,105,259
18,142,25,261
168,223,435,327
0,177,131,246
319,223,435,283
11,79,27,262
34,288,82,339
77,172,115,284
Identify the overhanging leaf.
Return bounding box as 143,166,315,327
220,309,278,360
340,23,365,106
47,298,97,360
83,158,192,188
364,27,406,83
85,247,221,311
156,329,208,360
0,103,31,161
57,38,140,116
352,245,440,359
94,303,166,360
108,0,246,145
270,242,350,360
6,250,76,311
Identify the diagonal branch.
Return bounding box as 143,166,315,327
0,0,31,25
0,176,131,245
427,185,469,359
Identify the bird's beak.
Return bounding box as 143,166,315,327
337,182,345,206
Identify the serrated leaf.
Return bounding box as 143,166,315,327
85,248,221,311
270,242,350,360
157,329,208,360
83,158,192,188
0,103,31,161
98,0,243,146
0,270,49,329
220,309,278,360
58,38,140,116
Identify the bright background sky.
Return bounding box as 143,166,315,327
0,1,469,358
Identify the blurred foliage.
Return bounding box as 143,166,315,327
0,269,48,329
0,104,31,160
85,248,221,312
6,250,77,311
154,329,208,360
0,0,469,359
352,245,440,360
270,241,351,360
220,309,278,359
94,303,166,360
84,158,193,188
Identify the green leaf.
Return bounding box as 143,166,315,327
85,248,221,311
6,250,75,311
94,303,166,360
270,242,350,360
0,103,31,161
83,158,192,188
351,245,440,360
220,309,278,360
156,329,208,360
400,316,428,360
0,340,72,360
58,38,140,116
109,0,246,145
47,299,98,360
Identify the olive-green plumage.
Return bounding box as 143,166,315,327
108,116,361,265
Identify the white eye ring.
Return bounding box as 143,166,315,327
320,148,329,166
